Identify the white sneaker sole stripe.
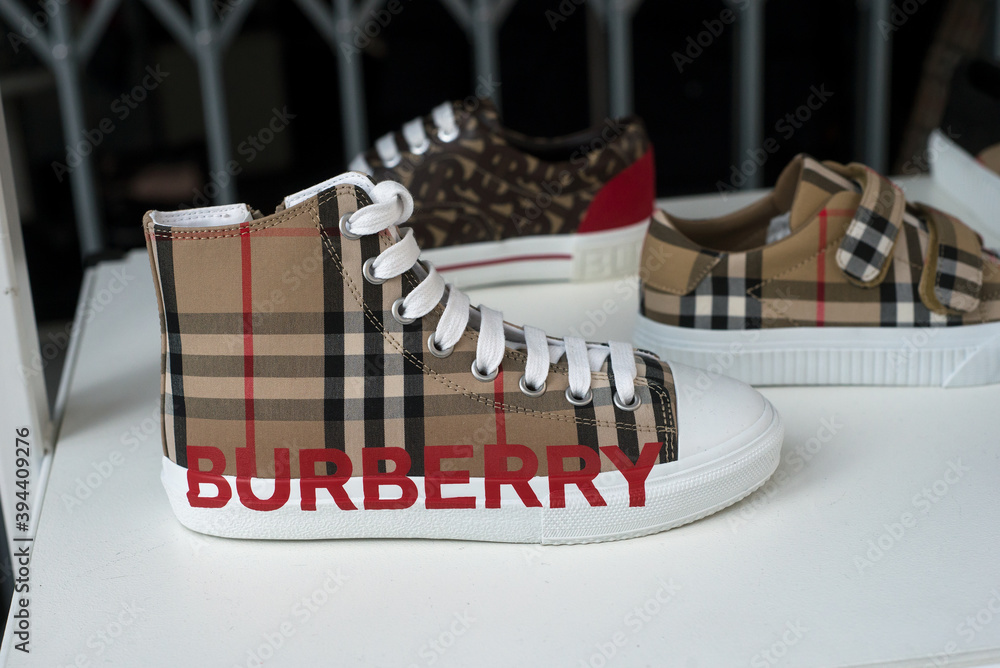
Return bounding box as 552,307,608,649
419,218,650,289
634,314,1000,387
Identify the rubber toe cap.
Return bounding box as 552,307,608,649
669,361,771,459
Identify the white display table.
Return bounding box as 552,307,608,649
5,177,1000,667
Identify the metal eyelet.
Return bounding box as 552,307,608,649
437,126,459,143
410,138,431,155
565,387,593,406
362,257,386,285
339,213,362,240
471,360,498,382
427,333,453,358
391,298,415,325
518,375,546,397
613,392,642,412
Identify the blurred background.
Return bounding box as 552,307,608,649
0,0,996,345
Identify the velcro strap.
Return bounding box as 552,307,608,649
833,164,905,286
916,204,983,314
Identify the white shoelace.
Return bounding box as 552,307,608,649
351,102,460,173
343,181,640,408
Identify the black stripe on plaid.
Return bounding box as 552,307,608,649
677,265,757,330
745,250,764,328
360,229,386,466
837,207,899,283
318,192,347,469
156,234,187,468
935,244,982,310
606,362,638,463
399,267,426,475
640,361,676,464
572,394,600,458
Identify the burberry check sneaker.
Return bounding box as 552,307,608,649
930,58,1000,239
348,98,655,288
635,154,1000,387
143,173,783,544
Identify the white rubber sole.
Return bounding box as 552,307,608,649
929,129,1000,241
419,219,649,289
634,314,1000,387
160,401,782,544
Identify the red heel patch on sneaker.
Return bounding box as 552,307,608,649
578,148,655,233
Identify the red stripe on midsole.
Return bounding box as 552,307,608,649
436,253,572,272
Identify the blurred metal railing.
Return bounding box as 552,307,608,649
0,0,965,258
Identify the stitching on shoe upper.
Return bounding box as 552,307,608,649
743,234,846,327
147,201,311,239
648,251,722,296
316,186,673,433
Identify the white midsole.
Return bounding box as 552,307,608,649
419,219,650,289
634,314,1000,387
160,400,782,544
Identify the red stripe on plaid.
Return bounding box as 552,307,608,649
240,221,257,475
817,209,827,326
494,364,506,446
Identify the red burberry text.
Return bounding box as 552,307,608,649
185,443,664,511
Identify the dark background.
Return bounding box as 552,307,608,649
0,0,988,320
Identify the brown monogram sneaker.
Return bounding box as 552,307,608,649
143,173,782,543
343,99,655,288
635,155,1000,387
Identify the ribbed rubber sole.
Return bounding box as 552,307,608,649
419,219,649,289
634,315,1000,387
160,401,783,544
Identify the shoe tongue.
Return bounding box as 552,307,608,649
772,154,859,232
281,171,377,209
